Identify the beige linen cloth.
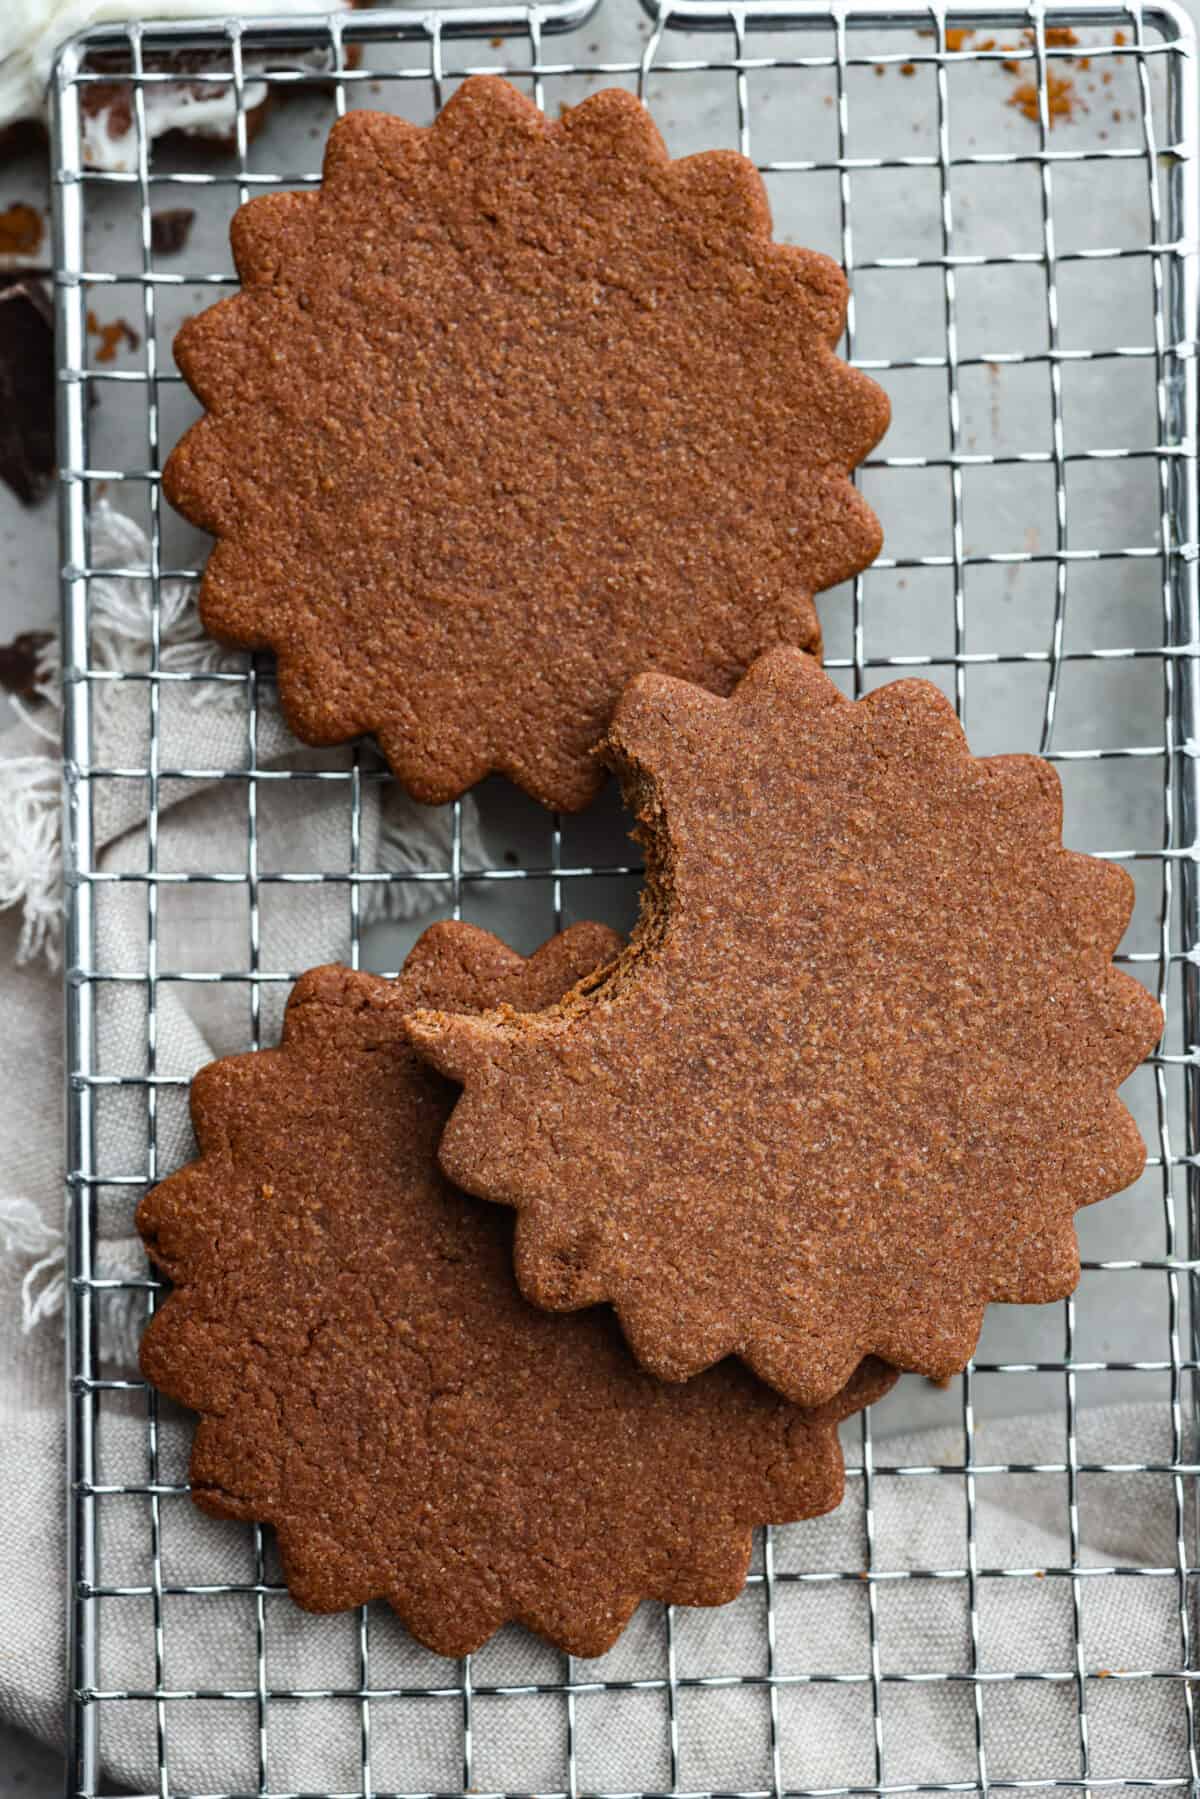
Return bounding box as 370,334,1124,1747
0,504,1193,1791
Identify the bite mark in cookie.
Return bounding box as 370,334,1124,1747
407,652,1162,1405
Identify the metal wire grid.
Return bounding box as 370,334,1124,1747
51,0,1200,1793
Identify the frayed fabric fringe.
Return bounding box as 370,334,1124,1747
0,501,488,1358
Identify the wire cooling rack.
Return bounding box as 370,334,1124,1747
52,0,1200,1793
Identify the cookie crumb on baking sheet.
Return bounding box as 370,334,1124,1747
86,309,140,363
880,22,1120,130
0,202,44,257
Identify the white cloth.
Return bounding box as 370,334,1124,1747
0,509,1193,1791
0,0,353,171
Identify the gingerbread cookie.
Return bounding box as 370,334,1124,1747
407,652,1162,1407
163,76,889,812
138,920,896,1658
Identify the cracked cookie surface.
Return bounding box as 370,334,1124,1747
407,652,1163,1406
138,919,896,1658
163,75,889,811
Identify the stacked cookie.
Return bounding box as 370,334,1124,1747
139,77,1161,1659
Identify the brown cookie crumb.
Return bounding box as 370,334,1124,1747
0,203,44,257
1008,71,1079,124
87,309,141,363
408,651,1161,1406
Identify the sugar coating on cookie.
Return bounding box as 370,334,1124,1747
407,652,1163,1407
163,76,889,811
137,920,895,1659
